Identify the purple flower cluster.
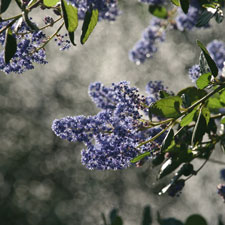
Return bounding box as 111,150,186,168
188,64,201,83
129,18,166,64
52,81,167,170
0,20,47,74
168,179,185,197
207,40,225,71
54,33,71,51
66,0,119,21
189,40,225,82
217,184,225,202
175,5,200,31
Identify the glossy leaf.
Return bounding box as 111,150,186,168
159,90,171,98
149,96,182,119
0,0,12,13
180,0,189,14
180,108,197,127
170,0,180,6
202,107,210,125
152,153,164,167
148,5,168,19
221,116,225,124
220,90,225,105
130,152,150,163
185,214,207,225
207,97,223,112
80,8,98,44
4,28,17,64
141,206,152,225
43,0,59,7
161,128,174,151
197,40,218,76
196,73,212,89
61,0,78,45
192,114,207,145
178,87,206,106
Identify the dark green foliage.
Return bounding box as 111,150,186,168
185,214,208,225
197,40,218,76
4,27,17,64
149,96,182,119
180,0,189,14
196,73,212,89
0,0,12,13
61,0,78,45
80,7,98,44
141,206,152,225
148,5,168,19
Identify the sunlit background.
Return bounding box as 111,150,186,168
0,1,225,224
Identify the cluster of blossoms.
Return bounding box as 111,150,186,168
129,0,210,64
129,18,166,64
54,34,71,51
175,0,204,31
0,20,47,74
65,0,119,21
52,81,167,170
189,40,225,82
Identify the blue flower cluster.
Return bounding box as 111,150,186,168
0,20,47,74
52,81,167,170
217,184,225,202
189,40,225,82
66,0,119,21
129,18,166,64
54,33,71,51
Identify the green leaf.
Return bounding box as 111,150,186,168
43,0,59,7
141,206,152,225
220,90,225,105
148,5,168,19
202,107,210,125
180,108,197,127
4,27,17,64
0,0,12,13
159,90,171,99
207,97,223,112
178,87,206,106
196,9,216,27
61,0,78,45
221,116,225,124
130,152,150,163
180,0,189,14
149,96,182,119
185,214,207,225
197,40,218,76
161,128,174,152
152,153,164,167
196,73,212,89
80,8,98,44
160,218,184,225
170,0,180,6
192,114,207,145
110,209,123,225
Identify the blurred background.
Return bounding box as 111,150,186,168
0,1,225,224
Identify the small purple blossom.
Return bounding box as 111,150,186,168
54,33,71,51
0,20,47,74
217,184,225,202
52,81,167,170
129,18,166,64
188,64,201,83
